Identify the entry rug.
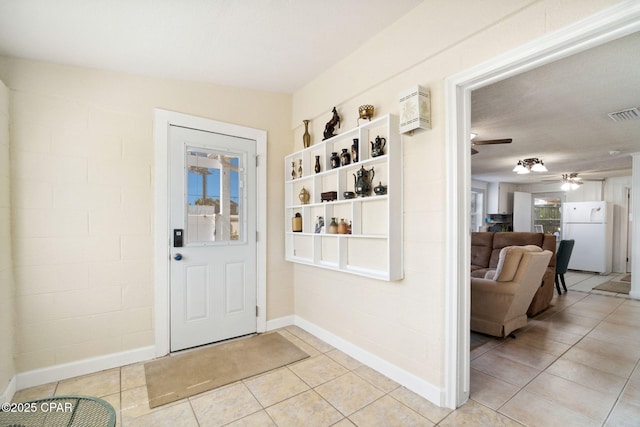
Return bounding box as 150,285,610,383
592,281,630,294
144,332,309,408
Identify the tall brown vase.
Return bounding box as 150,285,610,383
303,120,311,148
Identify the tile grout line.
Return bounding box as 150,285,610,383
491,292,604,421
276,329,436,426
494,292,633,426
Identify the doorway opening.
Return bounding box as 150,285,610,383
445,4,640,408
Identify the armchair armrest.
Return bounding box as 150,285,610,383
471,278,518,321
471,278,518,295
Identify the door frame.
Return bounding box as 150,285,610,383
154,109,267,357
444,2,640,408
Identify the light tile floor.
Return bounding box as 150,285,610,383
12,272,640,426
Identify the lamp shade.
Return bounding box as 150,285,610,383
531,161,547,172
512,161,526,173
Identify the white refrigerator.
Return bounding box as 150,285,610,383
562,201,613,274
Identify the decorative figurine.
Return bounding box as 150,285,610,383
340,148,351,166
357,105,374,125
321,191,338,202
338,218,349,234
299,187,310,204
374,181,388,195
328,218,338,234
323,107,341,140
330,152,340,169
351,138,359,163
371,135,386,157
292,213,302,232
302,120,311,148
353,165,375,197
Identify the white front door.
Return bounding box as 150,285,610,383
169,125,257,351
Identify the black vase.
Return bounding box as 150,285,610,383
330,152,340,169
314,155,321,173
340,148,351,166
351,138,359,163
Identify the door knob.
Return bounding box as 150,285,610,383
174,253,183,261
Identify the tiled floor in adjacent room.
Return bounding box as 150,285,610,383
12,272,640,426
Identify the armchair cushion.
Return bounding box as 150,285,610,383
489,245,542,282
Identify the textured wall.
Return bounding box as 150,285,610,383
0,57,293,372
291,0,620,391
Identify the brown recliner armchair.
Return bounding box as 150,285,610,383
471,245,553,337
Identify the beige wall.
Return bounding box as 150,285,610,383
0,57,293,372
0,79,15,395
291,0,619,389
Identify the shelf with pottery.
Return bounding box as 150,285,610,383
284,113,402,281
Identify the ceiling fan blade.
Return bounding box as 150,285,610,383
473,138,512,145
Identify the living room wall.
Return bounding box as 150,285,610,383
0,57,293,374
0,78,15,399
291,0,620,400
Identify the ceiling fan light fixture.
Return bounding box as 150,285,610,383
531,161,547,172
512,161,526,173
561,173,583,191
513,157,546,174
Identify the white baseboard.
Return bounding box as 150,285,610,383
15,346,156,392
1,375,17,404
265,315,295,331
293,315,445,407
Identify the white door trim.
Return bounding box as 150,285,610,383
154,109,267,357
444,1,640,408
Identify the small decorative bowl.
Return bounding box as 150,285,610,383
343,191,356,199
358,105,374,120
373,183,387,195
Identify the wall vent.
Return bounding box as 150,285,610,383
607,107,640,122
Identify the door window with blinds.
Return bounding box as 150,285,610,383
186,147,244,244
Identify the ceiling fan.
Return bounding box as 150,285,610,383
470,135,512,155
560,172,583,190
543,172,605,190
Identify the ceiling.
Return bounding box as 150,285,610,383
471,31,640,186
0,0,422,93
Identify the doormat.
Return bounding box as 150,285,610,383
592,281,630,294
144,332,309,408
620,274,631,282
